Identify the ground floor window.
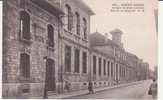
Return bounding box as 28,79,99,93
20,53,30,78
99,58,102,76
74,49,80,73
82,52,87,73
65,45,71,72
93,55,96,75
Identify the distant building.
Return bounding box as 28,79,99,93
89,29,147,87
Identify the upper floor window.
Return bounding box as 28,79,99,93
75,12,80,35
20,53,30,78
47,24,54,47
65,4,73,31
20,11,30,40
83,18,87,39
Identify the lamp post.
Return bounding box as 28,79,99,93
43,56,48,99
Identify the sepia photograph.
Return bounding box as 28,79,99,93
2,0,158,99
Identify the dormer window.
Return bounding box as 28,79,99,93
20,11,31,40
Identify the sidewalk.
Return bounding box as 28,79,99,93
48,81,143,99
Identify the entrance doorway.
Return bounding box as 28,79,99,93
46,58,56,91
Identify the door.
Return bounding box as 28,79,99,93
46,59,56,91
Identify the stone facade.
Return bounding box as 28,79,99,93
3,0,63,98
58,0,94,92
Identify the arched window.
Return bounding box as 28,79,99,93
20,11,30,40
20,53,30,78
75,12,80,35
83,18,87,39
65,4,73,31
47,24,54,47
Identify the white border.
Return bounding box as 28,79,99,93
158,1,163,100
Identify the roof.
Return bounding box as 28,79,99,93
74,0,95,15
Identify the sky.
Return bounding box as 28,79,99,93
83,0,158,70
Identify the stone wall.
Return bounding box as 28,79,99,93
3,0,60,98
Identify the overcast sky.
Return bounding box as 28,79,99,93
83,0,158,70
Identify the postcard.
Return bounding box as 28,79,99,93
2,0,158,99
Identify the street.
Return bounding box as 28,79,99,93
66,80,154,99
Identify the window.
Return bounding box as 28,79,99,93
93,55,96,75
83,18,87,39
122,67,123,77
119,66,121,77
103,59,106,75
107,61,110,76
111,62,113,77
124,67,126,77
47,24,54,47
99,58,101,76
122,68,124,77
76,12,80,35
65,45,71,72
82,52,87,73
123,67,125,77
116,64,118,80
20,53,30,78
65,4,73,31
20,11,30,40
74,49,80,73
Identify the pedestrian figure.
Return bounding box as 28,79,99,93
88,81,94,94
64,81,71,92
148,79,157,99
